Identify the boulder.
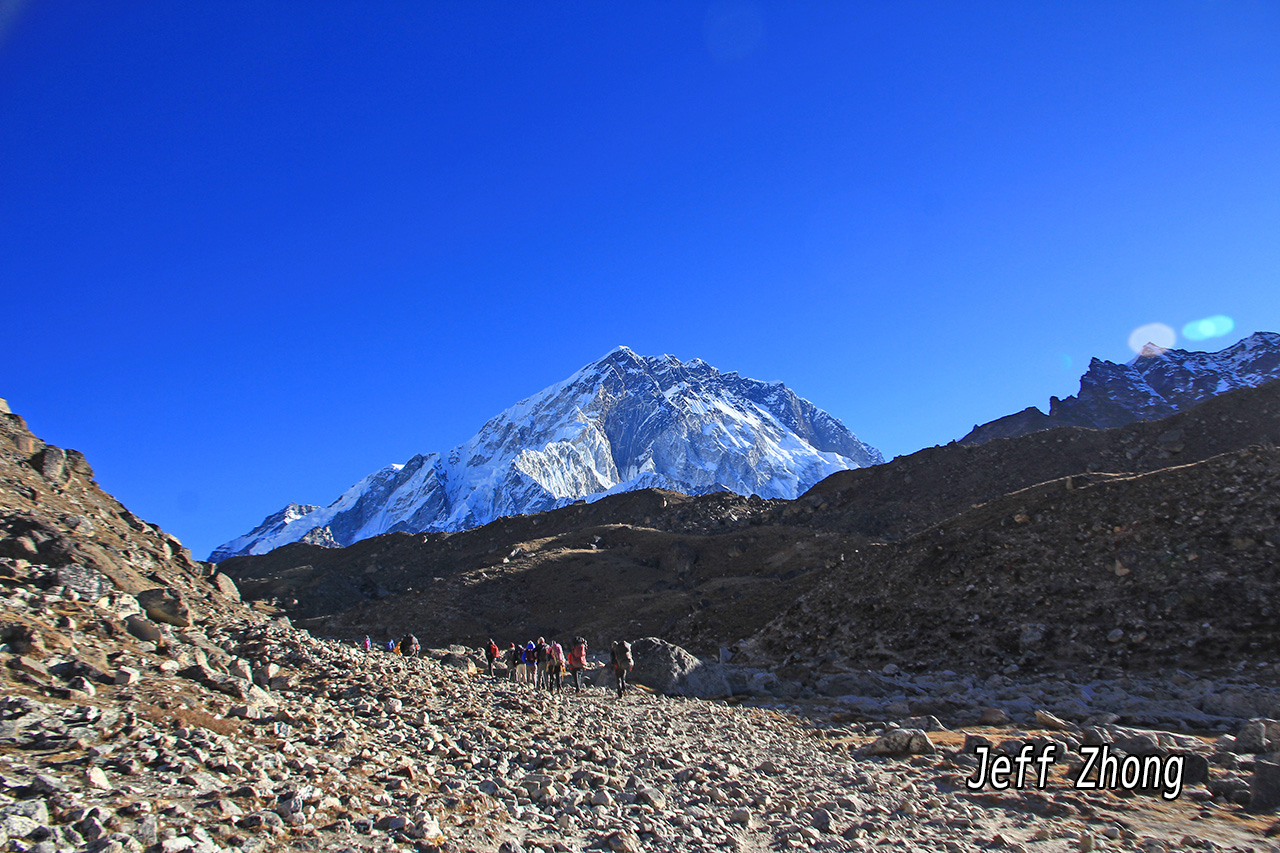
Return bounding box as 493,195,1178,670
38,446,68,483
866,728,935,757
440,653,477,674
629,637,731,699
1233,719,1280,754
55,564,113,600
125,614,163,643
135,587,193,628
211,573,241,602
1250,756,1280,812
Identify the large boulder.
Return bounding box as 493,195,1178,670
211,573,241,602
135,587,193,628
1233,719,1280,754
629,637,731,699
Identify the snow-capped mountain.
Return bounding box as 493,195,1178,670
961,332,1280,445
210,347,883,560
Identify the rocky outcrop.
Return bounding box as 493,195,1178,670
629,637,731,698
962,332,1280,444
135,586,195,627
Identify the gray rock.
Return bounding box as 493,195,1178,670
630,637,731,698
135,587,193,628
38,446,68,483
900,715,946,732
211,573,241,602
866,728,934,757
54,564,112,600
124,615,163,643
1,814,38,839
1234,719,1280,754
2,797,50,824
1250,756,1280,812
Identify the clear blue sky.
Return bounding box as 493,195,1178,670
3,2,1279,560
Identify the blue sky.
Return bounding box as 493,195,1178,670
2,2,1279,560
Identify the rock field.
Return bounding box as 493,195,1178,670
5,569,1280,853
5,387,1280,852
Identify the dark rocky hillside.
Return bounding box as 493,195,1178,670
749,444,1280,682
219,379,1280,677
5,399,1280,850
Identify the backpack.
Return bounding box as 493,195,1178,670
613,640,633,669
487,642,499,660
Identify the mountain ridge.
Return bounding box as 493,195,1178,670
211,347,881,560
961,331,1280,444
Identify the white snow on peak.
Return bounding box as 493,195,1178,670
211,349,884,560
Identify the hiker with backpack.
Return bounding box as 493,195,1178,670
547,639,564,693
609,639,634,698
506,642,521,682
535,637,550,689
522,641,537,685
567,637,587,693
485,639,499,677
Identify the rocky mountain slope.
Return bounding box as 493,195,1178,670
212,347,881,561
961,332,1280,445
218,377,1280,690
4,399,1280,852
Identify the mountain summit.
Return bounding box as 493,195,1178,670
961,331,1280,445
211,348,882,560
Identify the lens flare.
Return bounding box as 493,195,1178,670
1182,315,1235,342
1128,323,1176,354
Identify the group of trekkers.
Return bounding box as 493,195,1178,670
361,634,421,657
358,631,636,698
483,636,635,698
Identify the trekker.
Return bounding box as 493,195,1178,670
610,639,634,698
408,634,421,657
386,639,396,653
567,637,587,693
506,643,520,682
535,637,550,689
485,639,499,677
362,635,372,653
522,641,537,685
547,639,564,693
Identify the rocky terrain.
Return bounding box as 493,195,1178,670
217,376,1280,681
6,401,1280,852
960,332,1280,445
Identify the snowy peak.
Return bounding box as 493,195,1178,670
208,502,320,563
962,332,1280,445
212,350,882,559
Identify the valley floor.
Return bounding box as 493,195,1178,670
2,582,1276,853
